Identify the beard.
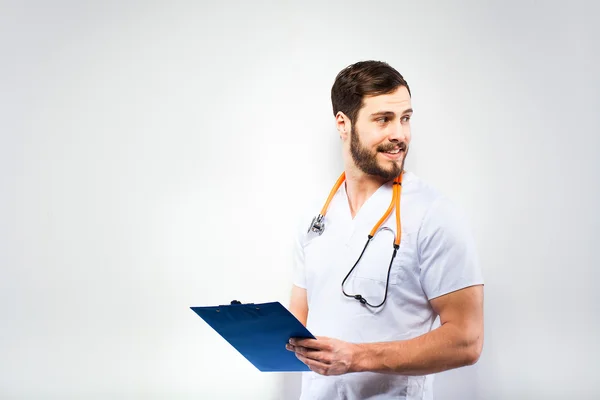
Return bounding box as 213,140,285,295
350,124,408,180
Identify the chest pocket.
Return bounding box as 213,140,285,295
350,228,415,285
342,229,417,312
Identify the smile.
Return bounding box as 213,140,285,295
381,149,404,159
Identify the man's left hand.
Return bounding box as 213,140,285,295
286,336,359,376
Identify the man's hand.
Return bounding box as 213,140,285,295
286,336,359,376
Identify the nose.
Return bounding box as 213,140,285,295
387,120,409,143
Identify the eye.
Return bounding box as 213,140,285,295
401,115,411,123
376,116,390,124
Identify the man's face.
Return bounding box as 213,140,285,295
349,86,412,180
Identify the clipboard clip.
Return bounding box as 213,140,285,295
218,300,255,307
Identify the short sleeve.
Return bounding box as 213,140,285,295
418,196,484,300
292,218,308,289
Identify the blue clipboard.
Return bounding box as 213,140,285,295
191,301,315,372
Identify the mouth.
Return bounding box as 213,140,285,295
380,146,405,159
384,148,402,154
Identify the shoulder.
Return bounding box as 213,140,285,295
403,171,471,237
402,171,443,209
401,171,446,233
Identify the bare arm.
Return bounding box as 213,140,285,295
289,284,483,376
289,285,308,326
353,284,484,375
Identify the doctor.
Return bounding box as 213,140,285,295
286,60,484,399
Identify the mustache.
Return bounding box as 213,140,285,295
377,143,408,152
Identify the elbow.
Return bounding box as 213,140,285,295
452,323,483,366
465,345,481,366
464,333,483,366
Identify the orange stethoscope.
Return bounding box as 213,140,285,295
308,171,404,308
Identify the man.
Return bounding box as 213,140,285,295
286,61,484,399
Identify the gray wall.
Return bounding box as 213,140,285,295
1,1,598,399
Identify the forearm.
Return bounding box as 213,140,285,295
352,322,482,376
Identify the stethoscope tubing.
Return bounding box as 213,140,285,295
309,172,405,308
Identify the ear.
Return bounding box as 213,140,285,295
335,112,350,140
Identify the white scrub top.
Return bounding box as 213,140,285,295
293,171,484,400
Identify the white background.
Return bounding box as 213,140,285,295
1,1,599,399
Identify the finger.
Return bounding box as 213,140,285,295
292,338,330,351
291,338,317,348
292,345,332,364
295,353,331,376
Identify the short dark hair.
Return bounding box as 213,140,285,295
331,60,411,124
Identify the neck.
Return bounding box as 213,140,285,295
344,168,390,219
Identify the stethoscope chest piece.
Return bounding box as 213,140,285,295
308,214,325,235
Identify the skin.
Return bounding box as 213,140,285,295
287,86,484,376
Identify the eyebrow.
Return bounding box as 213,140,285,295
370,108,414,117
